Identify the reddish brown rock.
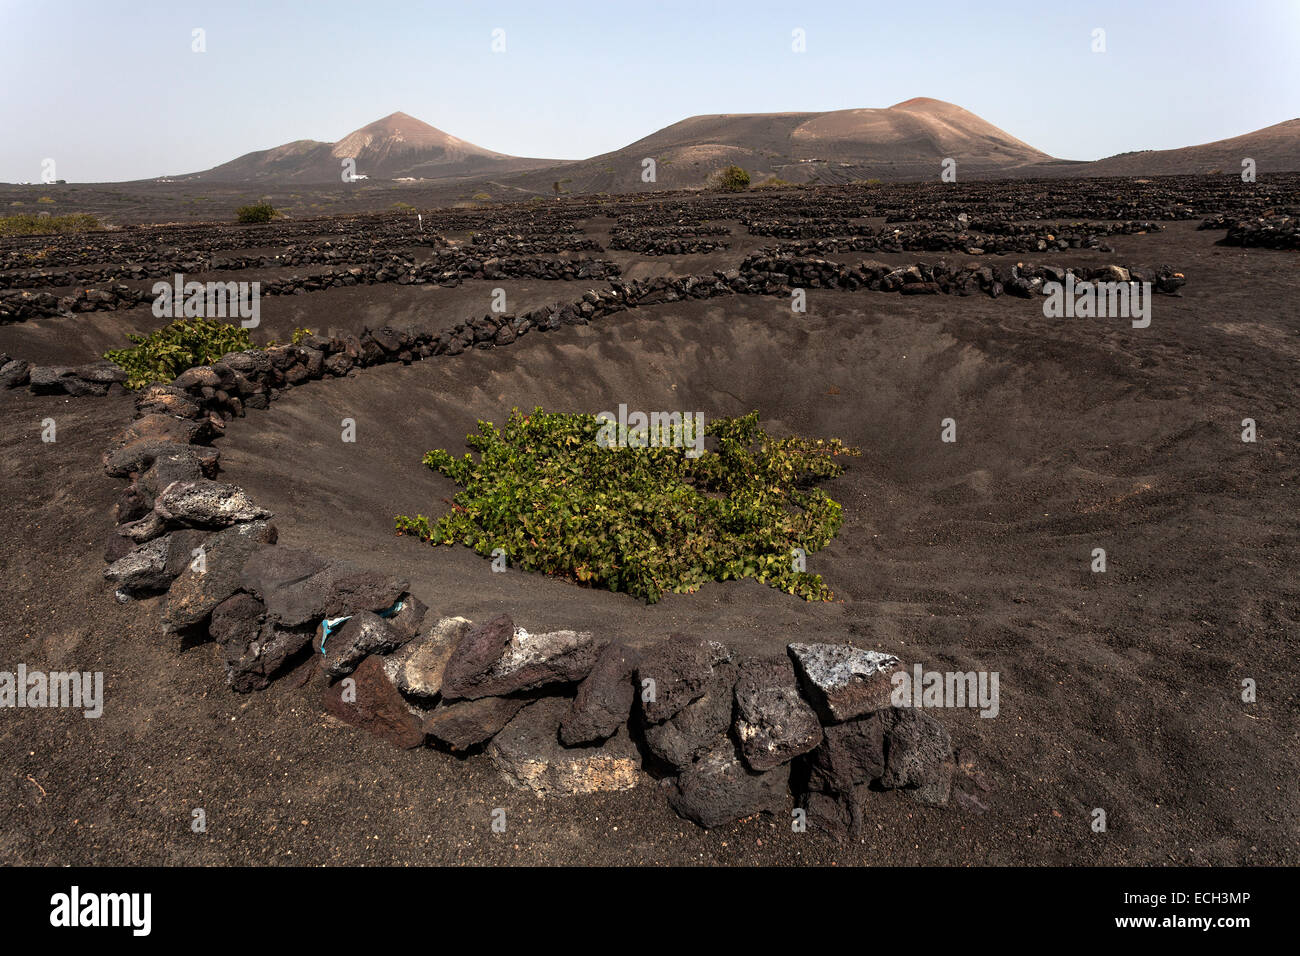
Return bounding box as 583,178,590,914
322,655,424,750
423,695,528,750
441,613,608,700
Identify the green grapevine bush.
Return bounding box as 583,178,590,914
235,202,276,223
396,408,859,603
0,212,101,236
713,165,751,192
105,317,255,389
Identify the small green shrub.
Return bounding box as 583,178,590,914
235,201,276,224
713,165,751,192
396,408,859,603
105,318,255,389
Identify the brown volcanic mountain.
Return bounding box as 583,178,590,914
186,111,559,183
1077,117,1300,177
493,97,1063,194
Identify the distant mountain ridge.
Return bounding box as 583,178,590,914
173,101,1300,191
1077,117,1300,177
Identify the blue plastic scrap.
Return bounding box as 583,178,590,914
318,599,405,655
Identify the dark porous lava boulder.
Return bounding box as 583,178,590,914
560,641,641,746
732,657,823,771
668,741,789,829
635,634,732,724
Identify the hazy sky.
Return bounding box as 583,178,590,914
2,0,1297,183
